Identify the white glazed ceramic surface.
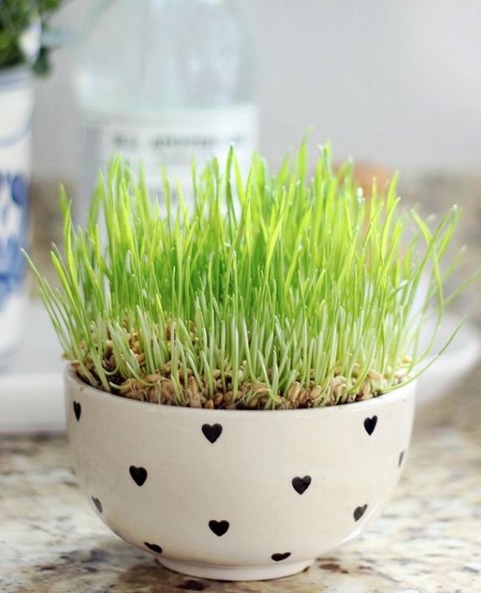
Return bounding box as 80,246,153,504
0,67,33,368
65,369,415,581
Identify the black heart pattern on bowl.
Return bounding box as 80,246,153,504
82,401,397,564
202,423,223,444
272,552,291,562
73,401,82,421
144,542,163,554
91,496,102,513
354,504,368,522
292,475,312,495
209,520,229,537
129,466,148,486
364,416,377,436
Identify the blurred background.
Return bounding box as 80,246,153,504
35,0,481,184
1,0,481,429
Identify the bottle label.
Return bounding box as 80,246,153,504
81,105,259,196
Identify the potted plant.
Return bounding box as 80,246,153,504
28,144,462,581
0,0,65,366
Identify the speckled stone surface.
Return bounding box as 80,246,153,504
1,173,480,592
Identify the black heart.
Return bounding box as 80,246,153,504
398,451,405,467
73,401,82,421
292,475,312,495
354,504,368,522
202,423,223,444
364,416,378,436
208,520,229,537
91,496,102,513
144,542,163,554
129,466,148,486
272,552,291,562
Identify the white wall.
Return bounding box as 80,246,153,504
33,0,481,183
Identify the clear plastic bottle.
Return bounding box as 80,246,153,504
74,0,258,219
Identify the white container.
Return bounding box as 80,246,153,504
74,0,258,222
65,368,416,581
0,67,33,369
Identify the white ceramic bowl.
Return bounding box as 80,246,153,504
65,369,416,581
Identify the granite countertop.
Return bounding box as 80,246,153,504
1,173,480,592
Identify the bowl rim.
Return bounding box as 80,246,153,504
65,366,416,419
